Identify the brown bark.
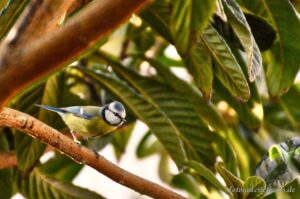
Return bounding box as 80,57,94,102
0,108,187,199
4,0,74,46
0,0,150,107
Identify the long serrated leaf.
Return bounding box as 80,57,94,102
136,131,161,158
213,135,239,176
215,79,261,129
184,41,213,101
280,83,300,130
142,56,226,131
77,67,187,166
139,0,173,43
15,133,45,172
202,24,250,101
39,153,83,182
240,0,300,96
272,0,300,93
38,72,65,129
16,169,104,199
171,173,201,198
185,160,232,196
237,0,269,19
112,123,134,160
0,0,29,39
215,162,244,199
222,0,262,82
140,0,215,99
171,0,216,54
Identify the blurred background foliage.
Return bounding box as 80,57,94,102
0,0,300,198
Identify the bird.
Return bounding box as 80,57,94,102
35,101,126,144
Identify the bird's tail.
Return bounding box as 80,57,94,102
35,104,67,113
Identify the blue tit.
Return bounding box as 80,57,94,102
36,101,126,144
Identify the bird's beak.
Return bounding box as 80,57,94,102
122,118,127,123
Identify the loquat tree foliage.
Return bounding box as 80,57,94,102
0,0,299,198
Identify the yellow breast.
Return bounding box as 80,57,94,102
61,113,116,138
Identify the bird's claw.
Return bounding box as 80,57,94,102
70,130,81,146
74,140,81,146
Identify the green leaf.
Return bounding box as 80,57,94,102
143,57,226,131
39,153,83,182
201,24,250,101
0,0,29,39
215,162,243,199
295,146,300,156
185,160,232,196
255,137,300,196
184,41,213,101
269,145,282,160
139,0,173,43
171,173,202,198
0,133,13,199
280,83,300,130
237,0,269,19
130,24,155,52
136,131,161,158
222,0,262,82
243,176,266,198
112,123,134,160
214,79,261,129
77,67,187,166
39,72,65,128
16,169,104,199
171,0,216,54
213,135,239,176
261,0,300,96
15,133,45,173
0,0,10,9
140,0,216,99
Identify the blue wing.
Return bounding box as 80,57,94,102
35,105,95,119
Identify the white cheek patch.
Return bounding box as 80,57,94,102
105,110,121,125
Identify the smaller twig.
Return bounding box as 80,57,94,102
0,151,17,169
0,145,55,169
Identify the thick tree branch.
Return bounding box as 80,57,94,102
4,0,74,46
0,0,150,107
0,108,187,199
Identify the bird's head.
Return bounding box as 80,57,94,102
101,101,126,126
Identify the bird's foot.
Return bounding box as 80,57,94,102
74,139,81,146
70,130,81,146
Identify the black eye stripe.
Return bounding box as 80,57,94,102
107,109,122,120
101,106,110,124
